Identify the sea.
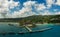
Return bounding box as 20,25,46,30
0,23,60,37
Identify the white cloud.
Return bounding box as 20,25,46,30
11,1,55,18
35,3,46,11
11,6,34,18
9,0,19,9
41,10,51,15
0,0,19,18
0,0,59,18
55,0,60,5
19,7,32,14
43,12,50,15
10,0,60,18
55,12,60,14
10,1,36,18
46,0,55,8
46,0,60,6
23,1,36,7
11,1,47,18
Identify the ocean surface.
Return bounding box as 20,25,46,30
0,23,60,37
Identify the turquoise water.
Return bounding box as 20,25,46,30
0,24,60,37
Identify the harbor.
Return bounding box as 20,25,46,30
0,27,52,35
0,23,53,34
0,23,60,37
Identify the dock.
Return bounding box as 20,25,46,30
24,26,32,32
0,27,53,35
36,27,52,32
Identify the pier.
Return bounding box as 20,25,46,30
36,27,53,32
0,27,53,35
24,26,32,32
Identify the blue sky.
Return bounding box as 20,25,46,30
0,0,60,18
13,0,60,12
13,0,60,14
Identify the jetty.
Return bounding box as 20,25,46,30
0,27,53,35
24,26,32,32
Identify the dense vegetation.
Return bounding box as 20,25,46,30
19,15,60,25
0,15,60,26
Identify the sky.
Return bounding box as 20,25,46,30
0,0,60,18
